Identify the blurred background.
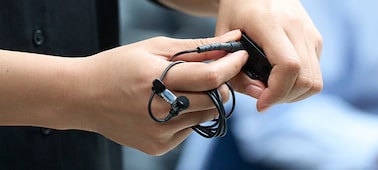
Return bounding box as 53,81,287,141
119,0,216,42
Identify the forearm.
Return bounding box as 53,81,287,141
0,49,90,130
156,0,219,16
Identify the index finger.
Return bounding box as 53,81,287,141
163,50,248,92
252,27,300,112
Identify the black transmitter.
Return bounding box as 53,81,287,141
240,33,272,86
170,33,272,86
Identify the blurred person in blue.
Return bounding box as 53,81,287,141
177,0,378,169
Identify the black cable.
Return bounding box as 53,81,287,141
148,41,245,138
170,41,244,61
192,82,236,138
148,61,186,122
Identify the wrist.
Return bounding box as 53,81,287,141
35,57,96,132
52,56,101,132
27,56,99,132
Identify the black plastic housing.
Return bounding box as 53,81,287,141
240,33,272,86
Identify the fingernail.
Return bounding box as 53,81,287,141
246,85,263,98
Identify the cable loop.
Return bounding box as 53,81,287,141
148,61,186,122
148,42,240,138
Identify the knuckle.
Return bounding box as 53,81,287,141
149,36,170,44
273,92,287,103
283,8,303,26
218,84,230,103
316,32,324,48
288,15,303,26
283,58,301,74
315,33,324,58
204,67,224,88
197,110,219,124
195,37,213,47
311,79,323,94
143,130,170,156
297,76,313,90
296,75,323,97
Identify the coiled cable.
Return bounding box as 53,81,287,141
148,41,245,138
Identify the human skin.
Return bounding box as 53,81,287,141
0,30,247,155
0,0,324,155
159,0,323,111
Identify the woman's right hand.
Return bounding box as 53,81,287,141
73,30,247,155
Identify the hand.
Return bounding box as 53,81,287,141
215,0,323,111
76,30,248,155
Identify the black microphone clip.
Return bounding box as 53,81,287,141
152,79,189,121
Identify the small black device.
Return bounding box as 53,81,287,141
240,33,272,86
